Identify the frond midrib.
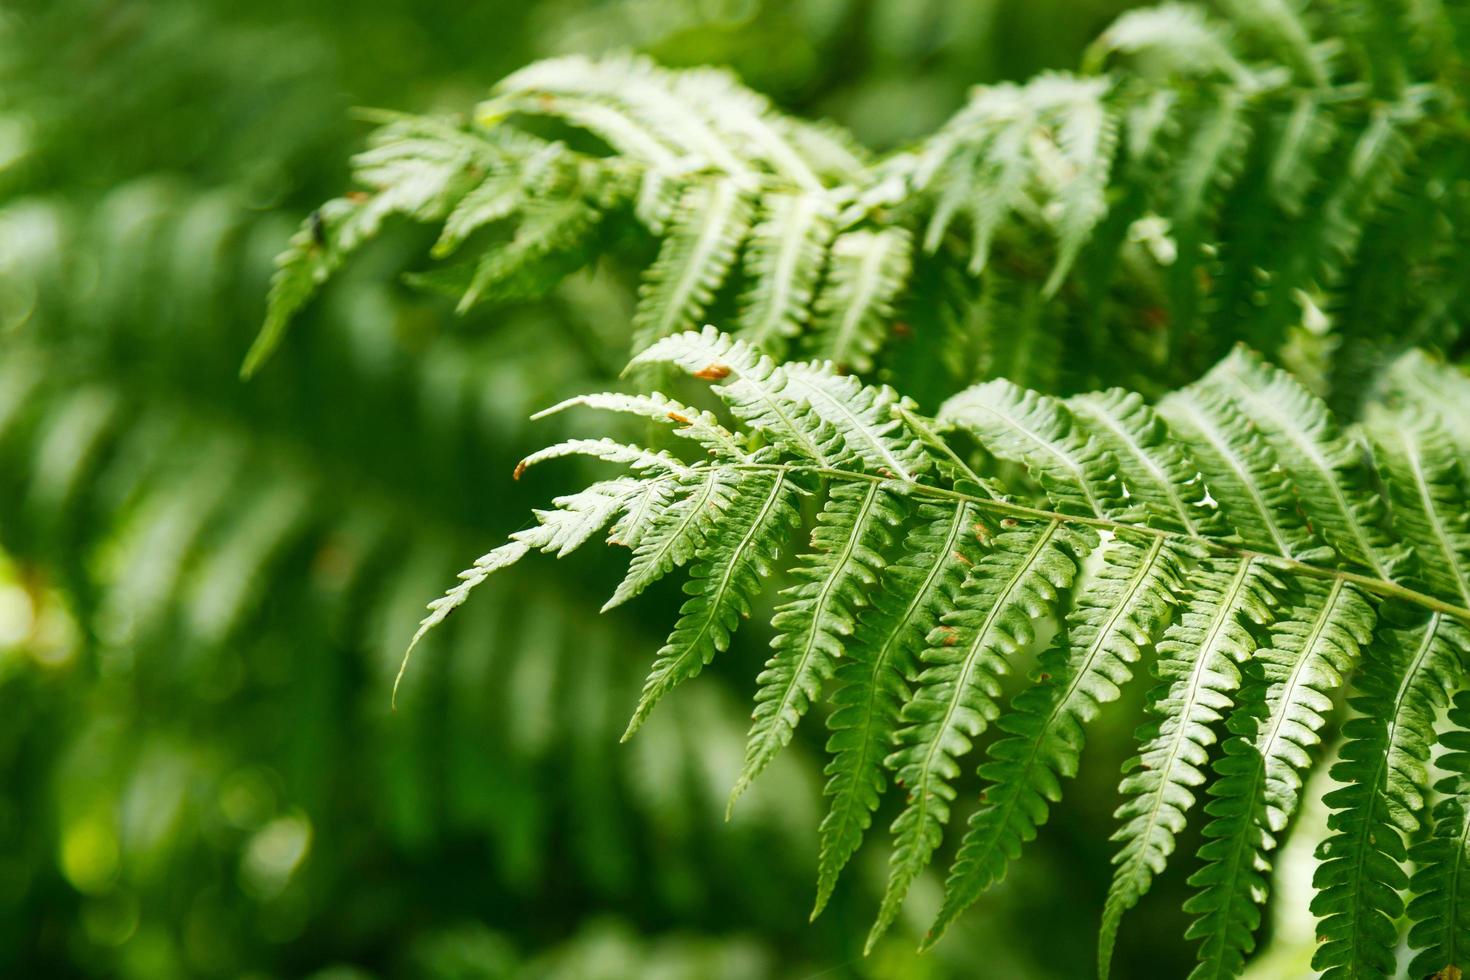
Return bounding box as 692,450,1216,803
731,463,1470,626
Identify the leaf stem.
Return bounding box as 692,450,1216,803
733,462,1470,625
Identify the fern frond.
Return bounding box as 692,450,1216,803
254,10,1470,395
1157,381,1325,560
1097,556,1281,976
1067,387,1218,534
1266,93,1338,214
1033,75,1119,294
940,380,1125,519
1088,4,1252,85
731,481,904,811
623,469,801,737
917,87,1036,271
803,227,913,374
1366,402,1470,607
393,330,1470,965
482,54,750,175
812,500,977,917
1384,350,1470,457
1183,579,1375,980
928,533,1182,947
737,191,836,353
1406,688,1470,978
780,364,931,481
631,327,842,465
631,178,754,349
1203,346,1398,575
604,467,735,611
868,519,1085,952
1217,0,1330,86
1310,609,1466,978
531,390,747,459
515,437,691,478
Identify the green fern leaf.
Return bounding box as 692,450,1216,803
604,468,736,611
1385,351,1470,457
1204,347,1400,576
812,500,980,917
379,329,1470,967
803,227,913,375
632,327,842,466
928,533,1182,947
1183,579,1375,980
1157,381,1326,560
1068,387,1219,534
737,191,835,353
1366,404,1470,607
631,178,754,349
941,379,1125,518
531,390,747,460
867,519,1083,952
624,470,801,738
1311,609,1467,978
730,481,905,811
781,364,931,481
1096,556,1280,978
1406,688,1470,978
1033,75,1118,295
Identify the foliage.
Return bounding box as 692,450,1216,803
255,0,1469,402
401,326,1470,974
7,0,1470,977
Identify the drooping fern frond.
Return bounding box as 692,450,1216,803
1098,555,1280,972
1184,579,1375,980
1407,689,1470,979
399,326,1470,974
868,516,1084,951
248,0,1468,397
242,53,878,374
1309,608,1465,979
929,532,1182,948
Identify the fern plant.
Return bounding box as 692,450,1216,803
390,326,1470,976
227,0,1470,974
249,0,1469,400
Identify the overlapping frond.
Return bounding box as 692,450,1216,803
802,227,913,374
1097,556,1280,974
928,533,1181,947
813,500,976,916
868,517,1084,951
1407,689,1470,978
1310,610,1466,979
1183,580,1374,980
731,481,902,809
394,327,1470,974
624,470,801,737
248,0,1468,396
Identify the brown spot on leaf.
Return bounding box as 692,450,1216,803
513,460,527,481
666,410,691,425
694,363,731,380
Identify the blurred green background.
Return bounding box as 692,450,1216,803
0,1,1310,976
